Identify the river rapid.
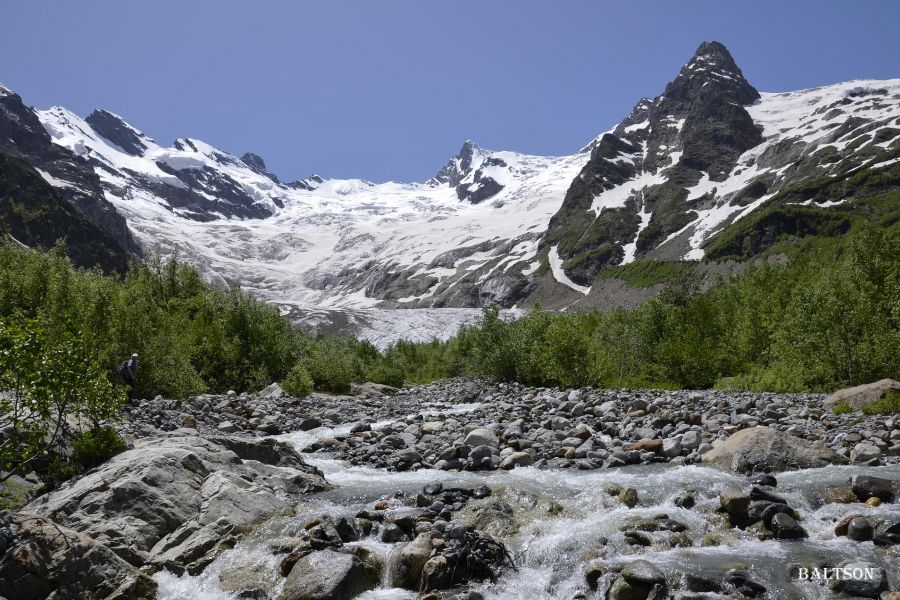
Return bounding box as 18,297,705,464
153,401,900,600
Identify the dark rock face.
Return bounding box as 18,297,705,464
429,139,507,204
85,109,150,156
0,89,137,269
543,40,763,285
0,149,130,273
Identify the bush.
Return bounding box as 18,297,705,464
861,391,900,415
70,427,126,471
0,317,126,483
305,341,354,394
282,363,314,397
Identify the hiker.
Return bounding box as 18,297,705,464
119,352,139,386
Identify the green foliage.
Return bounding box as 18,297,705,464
0,316,126,484
70,427,126,472
282,363,314,397
831,401,854,415
861,391,900,415
408,225,900,393
303,338,355,393
599,260,695,287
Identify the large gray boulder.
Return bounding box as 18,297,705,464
278,549,379,600
24,433,328,574
389,532,434,589
0,511,157,600
702,427,846,474
824,379,900,411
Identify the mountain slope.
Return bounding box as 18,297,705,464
0,83,137,270
544,42,900,289
5,41,900,342
0,148,130,273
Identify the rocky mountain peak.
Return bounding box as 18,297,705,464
429,139,488,187
85,109,150,157
665,40,759,106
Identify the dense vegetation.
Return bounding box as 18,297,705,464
395,224,900,393
0,241,403,491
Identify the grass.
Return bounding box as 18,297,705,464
861,390,900,415
599,259,695,288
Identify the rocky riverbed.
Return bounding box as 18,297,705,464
2,378,898,599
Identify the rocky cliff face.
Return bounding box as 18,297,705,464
0,85,137,270
543,41,766,285
543,42,900,288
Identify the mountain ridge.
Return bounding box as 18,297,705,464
1,41,899,344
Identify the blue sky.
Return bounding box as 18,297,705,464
2,1,898,183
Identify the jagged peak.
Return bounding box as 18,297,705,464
0,81,14,97
241,152,268,172
85,108,153,156
428,139,490,186
665,40,759,105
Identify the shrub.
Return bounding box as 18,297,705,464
70,427,126,471
305,342,354,394
282,363,314,397
831,401,854,414
861,391,900,415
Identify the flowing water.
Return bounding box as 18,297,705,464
156,404,900,600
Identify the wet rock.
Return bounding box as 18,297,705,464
702,427,846,474
818,486,857,504
829,561,887,598
769,513,806,539
585,559,607,590
719,490,749,516
278,549,379,600
609,560,667,599
847,517,874,542
219,561,279,598
389,532,434,589
852,475,895,502
673,491,695,509
749,474,777,487
835,513,865,537
618,487,639,508
724,569,766,597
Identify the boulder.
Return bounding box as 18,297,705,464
830,561,887,598
824,379,900,411
701,427,846,474
0,511,157,600
852,475,895,502
389,532,434,589
278,549,378,600
464,428,500,449
847,517,874,542
769,513,806,539
499,451,534,469
24,434,328,573
258,382,285,400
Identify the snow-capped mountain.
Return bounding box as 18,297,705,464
544,41,900,288
2,41,899,343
